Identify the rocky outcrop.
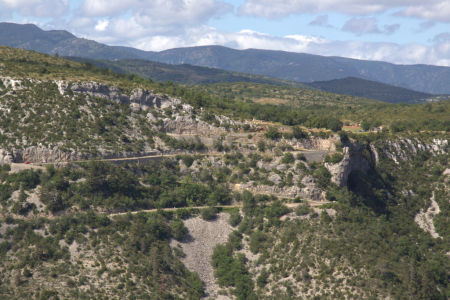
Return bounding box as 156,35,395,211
12,146,87,163
286,136,338,151
414,192,441,239
161,115,226,135
234,175,326,201
0,149,13,165
69,82,182,111
382,138,448,164
325,143,371,188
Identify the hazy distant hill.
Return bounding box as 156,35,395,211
67,57,307,87
306,77,433,104
146,46,450,95
1,22,450,94
68,57,437,103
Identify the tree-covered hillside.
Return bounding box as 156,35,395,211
0,45,448,299
306,76,434,104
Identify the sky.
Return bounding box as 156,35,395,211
0,0,449,66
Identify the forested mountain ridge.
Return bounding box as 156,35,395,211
1,22,450,94
67,57,440,104
306,76,434,103
0,46,448,299
66,56,308,87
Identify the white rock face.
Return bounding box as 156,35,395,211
383,138,448,163
0,149,13,165
415,192,441,239
325,143,371,188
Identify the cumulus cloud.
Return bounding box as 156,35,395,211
342,18,399,35
71,0,233,44
94,19,109,32
0,0,69,17
309,15,333,28
400,2,450,22
342,17,381,35
112,26,448,66
433,32,450,43
81,0,131,17
81,0,232,24
417,21,435,32
238,0,450,23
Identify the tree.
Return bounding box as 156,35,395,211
361,120,371,131
201,207,218,221
257,140,266,152
170,219,188,241
265,127,280,140
293,126,307,139
281,152,295,164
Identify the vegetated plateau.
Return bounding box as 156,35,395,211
0,46,448,299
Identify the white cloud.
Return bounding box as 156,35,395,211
81,0,233,24
0,0,68,17
81,0,130,17
94,19,109,32
72,0,233,44
401,2,450,22
238,0,450,23
117,27,449,66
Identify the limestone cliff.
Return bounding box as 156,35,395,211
325,142,372,187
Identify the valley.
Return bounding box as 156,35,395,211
0,46,448,299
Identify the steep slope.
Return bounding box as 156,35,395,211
1,22,450,94
306,77,433,103
0,45,448,300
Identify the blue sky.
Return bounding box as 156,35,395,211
0,0,449,66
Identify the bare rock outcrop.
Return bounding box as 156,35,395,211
69,81,183,110
0,149,13,165
234,175,326,201
382,138,448,164
161,115,226,135
171,213,233,299
415,192,441,239
12,146,87,163
287,136,338,151
325,143,371,188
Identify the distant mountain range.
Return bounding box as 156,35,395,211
66,57,433,104
67,57,306,87
1,22,450,96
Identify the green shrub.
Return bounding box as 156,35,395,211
170,219,188,241
325,153,344,164
313,166,332,189
257,140,266,152
296,153,306,161
281,152,295,164
229,210,242,227
265,127,280,140
181,155,195,167
293,126,308,139
257,268,269,287
295,204,311,216
201,207,218,221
